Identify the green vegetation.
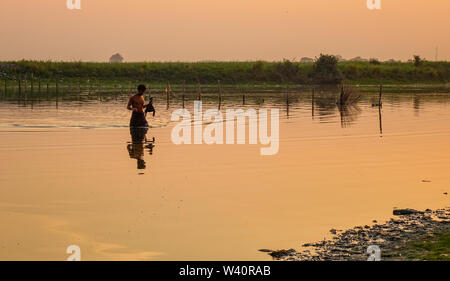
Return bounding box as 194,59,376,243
0,56,449,85
369,58,381,65
310,54,342,84
413,55,424,67
393,232,450,261
409,232,450,261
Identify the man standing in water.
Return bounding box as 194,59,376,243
127,85,149,127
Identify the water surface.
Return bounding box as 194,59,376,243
0,91,449,260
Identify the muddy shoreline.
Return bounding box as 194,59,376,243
261,208,449,261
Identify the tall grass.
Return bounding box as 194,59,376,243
338,85,361,105
0,60,449,84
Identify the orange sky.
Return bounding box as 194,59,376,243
0,0,449,62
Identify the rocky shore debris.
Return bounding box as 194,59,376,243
269,249,296,259
260,207,449,261
258,249,272,253
393,208,422,216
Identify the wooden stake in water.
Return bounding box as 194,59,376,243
218,80,223,109
3,79,6,98
18,79,22,103
166,82,171,106
37,77,40,102
182,81,186,109
24,76,27,95
378,106,383,135
114,83,118,101
312,87,315,119
339,84,344,106
218,80,222,102
46,82,49,100
197,78,202,100
31,73,34,95
286,87,290,117
378,81,383,107
56,79,59,103
24,76,27,102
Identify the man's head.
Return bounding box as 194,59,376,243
137,84,146,95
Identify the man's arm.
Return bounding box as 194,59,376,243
126,97,134,111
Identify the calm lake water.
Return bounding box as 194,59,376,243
0,90,449,260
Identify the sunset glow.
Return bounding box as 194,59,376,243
1,0,449,61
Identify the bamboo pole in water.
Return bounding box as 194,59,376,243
46,82,49,100
312,87,315,118
3,79,6,98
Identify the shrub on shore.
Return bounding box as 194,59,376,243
414,55,424,67
310,54,343,84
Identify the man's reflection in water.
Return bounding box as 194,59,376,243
127,127,156,170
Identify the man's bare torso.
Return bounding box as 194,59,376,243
127,94,145,112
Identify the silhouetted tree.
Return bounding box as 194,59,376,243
310,54,343,84
413,55,423,67
109,53,124,63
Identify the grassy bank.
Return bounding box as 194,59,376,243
1,60,449,85
391,232,450,261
